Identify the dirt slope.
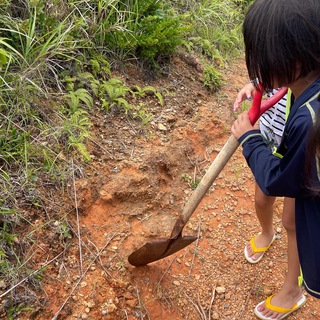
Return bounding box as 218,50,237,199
9,55,320,320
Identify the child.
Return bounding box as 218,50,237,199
234,83,290,265
231,0,320,319
235,85,300,320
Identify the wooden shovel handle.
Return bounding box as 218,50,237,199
179,87,288,226
178,134,239,227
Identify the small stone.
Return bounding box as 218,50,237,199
264,288,273,296
158,123,167,131
107,303,117,313
123,293,134,300
126,299,138,307
228,254,235,261
0,281,6,289
13,237,19,244
216,286,226,294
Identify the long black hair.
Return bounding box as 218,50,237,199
243,0,320,91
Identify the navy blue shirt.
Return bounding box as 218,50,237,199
238,79,320,298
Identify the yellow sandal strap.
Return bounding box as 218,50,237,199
265,295,297,314
250,236,271,253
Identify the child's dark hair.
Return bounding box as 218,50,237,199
243,0,320,91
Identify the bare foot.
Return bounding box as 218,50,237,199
246,232,275,262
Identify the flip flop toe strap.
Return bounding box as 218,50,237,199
250,236,272,253
265,295,297,314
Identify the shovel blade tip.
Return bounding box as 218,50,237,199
128,235,198,267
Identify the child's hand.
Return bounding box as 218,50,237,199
231,111,257,139
234,82,256,111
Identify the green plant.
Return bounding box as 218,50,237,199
53,220,72,242
233,0,255,12
182,173,200,189
60,109,92,162
65,88,93,113
201,65,223,91
99,78,163,118
134,7,188,63
0,6,77,95
62,68,163,124
0,39,12,73
0,220,18,275
0,128,29,166
178,0,244,61
5,300,33,320
132,103,153,125
99,78,132,113
186,37,224,65
89,54,112,79
131,85,164,106
75,0,187,65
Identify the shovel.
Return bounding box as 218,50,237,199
128,87,288,266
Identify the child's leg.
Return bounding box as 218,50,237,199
281,198,301,291
256,198,303,318
245,183,275,261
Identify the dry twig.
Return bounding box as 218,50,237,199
188,216,201,278
71,158,83,275
136,286,151,320
154,257,176,291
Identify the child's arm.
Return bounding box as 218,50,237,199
232,110,312,198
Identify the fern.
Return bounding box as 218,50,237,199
132,104,153,125
65,88,93,113
68,136,91,162
132,85,164,106
89,54,111,79
99,78,132,110
57,109,92,161
116,97,132,114
201,65,224,91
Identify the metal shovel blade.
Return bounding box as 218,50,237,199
128,235,197,267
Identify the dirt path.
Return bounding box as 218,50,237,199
19,56,320,320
